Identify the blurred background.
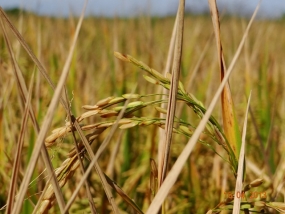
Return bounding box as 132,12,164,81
1,0,285,213
1,0,285,18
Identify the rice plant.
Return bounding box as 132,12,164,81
1,0,285,213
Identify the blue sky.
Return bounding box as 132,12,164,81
1,0,285,18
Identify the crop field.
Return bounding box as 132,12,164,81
1,2,285,214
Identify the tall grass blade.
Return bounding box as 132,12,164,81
104,174,144,214
157,10,178,192
150,158,158,201
233,91,251,214
208,0,242,160
159,0,185,186
5,72,35,214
